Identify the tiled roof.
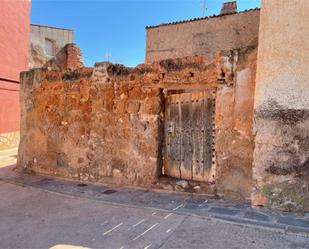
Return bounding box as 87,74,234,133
31,24,73,31
145,7,260,29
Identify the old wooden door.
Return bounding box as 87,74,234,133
164,91,215,182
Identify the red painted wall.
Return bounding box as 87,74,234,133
0,0,31,133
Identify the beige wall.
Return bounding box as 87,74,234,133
146,9,260,63
252,0,309,212
29,24,73,68
254,1,309,109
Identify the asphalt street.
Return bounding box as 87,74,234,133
0,181,308,249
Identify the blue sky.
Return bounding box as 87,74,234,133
31,0,260,67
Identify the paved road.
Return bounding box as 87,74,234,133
1,165,308,235
0,181,308,249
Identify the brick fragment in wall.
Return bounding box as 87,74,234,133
43,43,84,70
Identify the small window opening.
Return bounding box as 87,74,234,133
44,38,56,56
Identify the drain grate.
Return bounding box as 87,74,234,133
102,189,117,195
77,183,88,187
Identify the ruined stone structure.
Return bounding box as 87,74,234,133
17,0,309,212
18,42,257,200
29,24,73,68
145,7,260,63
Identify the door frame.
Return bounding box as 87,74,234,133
162,88,217,182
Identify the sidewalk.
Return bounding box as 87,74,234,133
0,165,308,236
0,147,17,168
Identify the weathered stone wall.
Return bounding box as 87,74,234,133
252,0,309,212
215,45,257,200
29,24,73,68
87,63,165,185
18,44,257,199
145,9,260,64
19,45,164,186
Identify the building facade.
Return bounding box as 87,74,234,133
0,0,31,150
29,24,74,68
145,6,260,63
252,0,309,210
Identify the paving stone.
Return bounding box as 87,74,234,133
234,203,251,209
256,208,283,218
286,225,309,235
185,198,206,206
184,202,209,210
234,218,287,231
215,200,238,208
244,211,272,222
209,207,239,216
280,211,304,219
127,191,186,210
277,217,309,228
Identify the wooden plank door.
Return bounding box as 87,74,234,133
164,91,215,182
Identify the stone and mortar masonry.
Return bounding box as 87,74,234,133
215,45,257,200
17,43,258,203
18,65,162,186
